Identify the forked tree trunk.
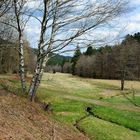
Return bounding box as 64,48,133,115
19,33,26,93
28,0,49,101
29,55,48,101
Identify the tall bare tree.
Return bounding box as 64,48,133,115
13,0,27,93
0,0,32,93
28,0,128,101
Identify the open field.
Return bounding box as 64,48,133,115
38,73,140,105
37,73,140,140
0,73,140,140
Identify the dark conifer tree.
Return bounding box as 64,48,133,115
85,46,93,56
71,46,81,75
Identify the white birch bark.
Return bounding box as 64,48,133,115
28,0,49,101
19,32,26,93
29,56,48,101
13,0,27,93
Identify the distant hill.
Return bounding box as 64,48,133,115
31,48,72,66
47,54,72,66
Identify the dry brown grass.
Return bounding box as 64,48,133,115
40,73,140,99
91,79,140,91
0,90,89,140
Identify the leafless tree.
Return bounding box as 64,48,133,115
76,55,96,77
0,0,34,93
12,0,28,93
63,62,72,73
28,0,128,101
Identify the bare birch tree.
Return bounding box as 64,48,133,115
0,0,33,93
28,0,128,101
12,0,28,93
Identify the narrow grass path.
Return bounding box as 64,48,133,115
63,95,140,112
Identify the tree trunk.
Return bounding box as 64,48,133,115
28,0,49,101
121,70,125,90
29,56,48,101
19,33,26,93
121,79,124,90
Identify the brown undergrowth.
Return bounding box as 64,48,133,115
0,89,89,140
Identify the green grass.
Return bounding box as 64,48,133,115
0,84,2,89
38,73,140,140
50,99,88,124
40,95,140,139
103,95,140,106
91,105,140,132
80,116,140,140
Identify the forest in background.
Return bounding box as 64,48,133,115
1,32,140,81
48,33,140,81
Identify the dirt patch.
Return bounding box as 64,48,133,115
56,112,79,116
10,74,32,82
0,90,89,140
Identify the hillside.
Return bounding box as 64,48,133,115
47,54,71,66
0,89,88,140
32,48,71,66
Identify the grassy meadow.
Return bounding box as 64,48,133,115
36,73,140,140
0,73,140,140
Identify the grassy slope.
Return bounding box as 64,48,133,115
80,117,140,140
91,105,140,131
0,88,88,140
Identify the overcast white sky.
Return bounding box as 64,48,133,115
25,0,140,53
